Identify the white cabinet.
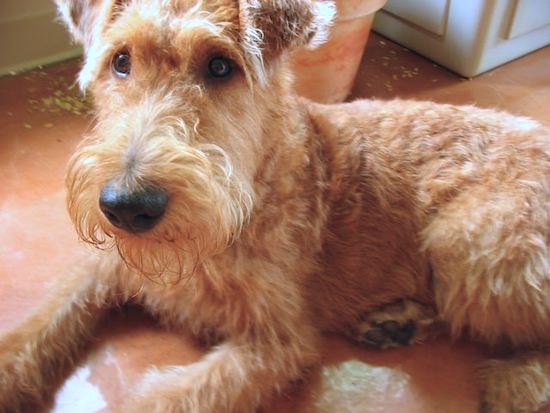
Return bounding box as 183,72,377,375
373,0,550,77
383,0,449,35
508,0,550,38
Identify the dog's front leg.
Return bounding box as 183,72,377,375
0,251,128,413
124,322,319,413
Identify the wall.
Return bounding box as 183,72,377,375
0,0,81,75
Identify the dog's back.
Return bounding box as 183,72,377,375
308,98,550,412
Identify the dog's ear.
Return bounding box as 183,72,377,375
54,0,123,48
239,0,336,80
55,0,127,89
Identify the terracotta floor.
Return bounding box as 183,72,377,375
0,33,548,413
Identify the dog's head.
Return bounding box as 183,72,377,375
58,0,335,278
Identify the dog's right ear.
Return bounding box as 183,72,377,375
239,0,336,83
55,0,127,89
55,0,122,49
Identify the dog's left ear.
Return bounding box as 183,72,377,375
239,0,336,80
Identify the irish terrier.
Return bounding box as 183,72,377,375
1,1,549,412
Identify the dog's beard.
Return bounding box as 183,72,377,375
66,119,253,281
112,221,218,282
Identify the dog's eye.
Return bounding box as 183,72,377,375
208,56,232,78
112,51,131,78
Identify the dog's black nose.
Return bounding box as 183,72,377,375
99,181,167,233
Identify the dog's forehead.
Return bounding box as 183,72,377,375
100,0,241,59
117,0,238,32
79,0,242,88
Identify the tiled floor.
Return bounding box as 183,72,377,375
0,33,548,413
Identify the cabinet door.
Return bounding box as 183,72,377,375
384,0,450,36
507,0,550,39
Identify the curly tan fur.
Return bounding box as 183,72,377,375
1,1,549,412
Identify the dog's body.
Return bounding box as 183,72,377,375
1,1,549,412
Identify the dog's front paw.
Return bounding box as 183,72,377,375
0,341,25,412
0,350,47,413
124,394,188,413
122,366,216,413
0,331,60,413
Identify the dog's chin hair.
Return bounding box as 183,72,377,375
69,193,251,280
71,219,228,282
114,233,202,283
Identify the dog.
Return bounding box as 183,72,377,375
0,1,549,412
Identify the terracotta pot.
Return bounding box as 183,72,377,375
291,0,387,103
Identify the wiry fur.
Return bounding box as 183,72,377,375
1,1,549,412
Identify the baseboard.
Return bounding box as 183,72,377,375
0,9,82,76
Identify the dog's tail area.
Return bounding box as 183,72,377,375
479,351,550,413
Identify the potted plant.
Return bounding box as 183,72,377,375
292,0,388,103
